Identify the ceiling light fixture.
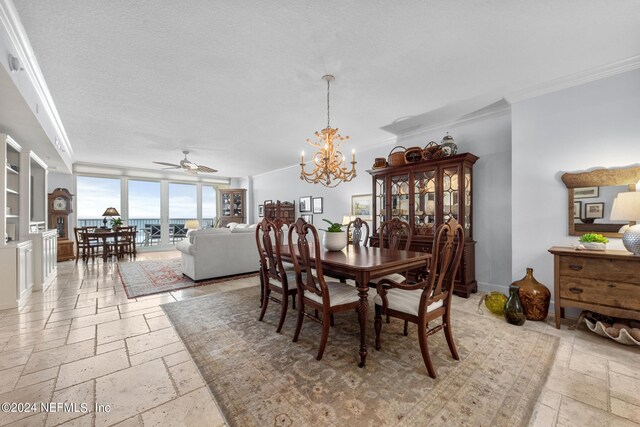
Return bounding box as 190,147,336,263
300,74,356,188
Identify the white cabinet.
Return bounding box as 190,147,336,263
0,240,33,310
29,229,57,290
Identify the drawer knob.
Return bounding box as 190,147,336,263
568,264,583,271
569,287,583,294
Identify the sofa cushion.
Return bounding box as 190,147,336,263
189,227,230,243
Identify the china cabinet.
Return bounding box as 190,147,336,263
264,200,295,224
368,152,478,297
219,188,246,227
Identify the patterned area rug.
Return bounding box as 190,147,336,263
117,258,259,298
162,287,558,427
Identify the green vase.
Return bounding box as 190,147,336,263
504,285,526,326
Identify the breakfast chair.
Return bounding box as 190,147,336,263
112,226,137,259
73,226,100,263
288,217,361,360
373,218,464,378
256,218,297,333
369,218,413,285
346,217,370,247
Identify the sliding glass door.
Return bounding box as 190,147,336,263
202,185,217,228
76,176,121,229
128,180,162,247
168,183,197,245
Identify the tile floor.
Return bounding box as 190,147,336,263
0,251,638,426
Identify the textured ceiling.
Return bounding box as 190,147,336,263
12,0,640,177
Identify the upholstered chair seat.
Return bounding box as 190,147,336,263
303,281,360,307
374,288,443,317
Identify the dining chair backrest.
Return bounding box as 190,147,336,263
347,217,370,247
255,218,286,283
73,227,86,244
149,224,161,238
172,224,187,238
287,217,329,301
420,218,464,309
379,218,413,251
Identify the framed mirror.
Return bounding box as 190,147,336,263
562,165,640,237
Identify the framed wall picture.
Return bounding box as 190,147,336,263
299,196,312,213
258,205,264,217
312,197,323,214
584,202,604,219
574,187,599,199
573,201,581,219
301,214,313,224
351,194,372,220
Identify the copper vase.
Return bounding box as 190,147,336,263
513,268,551,321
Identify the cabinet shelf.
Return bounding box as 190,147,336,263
6,189,18,195
6,214,19,219
5,165,19,175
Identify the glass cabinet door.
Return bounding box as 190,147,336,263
374,177,386,233
414,169,436,236
222,193,231,217
464,166,472,238
390,174,410,223
442,166,460,223
233,192,242,216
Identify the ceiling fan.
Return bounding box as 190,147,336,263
152,151,218,174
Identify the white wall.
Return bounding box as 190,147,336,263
397,110,512,290
512,68,640,292
251,108,512,290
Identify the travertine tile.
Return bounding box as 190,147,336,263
568,349,607,380
140,387,225,427
129,341,185,366
66,325,96,344
23,339,95,374
163,350,191,367
528,402,558,427
45,380,94,426
610,371,640,407
126,327,179,355
70,311,120,329
557,396,637,427
545,364,609,410
0,309,52,327
97,316,149,345
56,348,129,390
0,346,33,370
538,387,562,410
0,366,23,393
14,366,59,390
169,361,205,395
33,337,67,353
0,379,55,425
609,360,640,381
610,397,640,424
95,359,176,426
47,305,96,323
146,315,172,331
118,295,175,314
120,306,164,319
96,293,132,309
97,339,125,355
111,415,143,426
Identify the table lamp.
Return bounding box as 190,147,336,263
101,207,120,229
185,219,200,231
610,191,640,255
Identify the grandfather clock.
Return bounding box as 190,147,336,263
48,188,75,262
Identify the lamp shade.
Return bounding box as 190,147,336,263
102,207,120,217
610,192,640,221
185,219,200,229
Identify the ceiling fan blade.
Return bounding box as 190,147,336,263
153,161,182,168
162,166,181,170
195,165,218,173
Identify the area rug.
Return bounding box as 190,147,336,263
162,287,558,427
117,258,259,298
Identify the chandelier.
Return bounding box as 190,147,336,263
300,74,356,188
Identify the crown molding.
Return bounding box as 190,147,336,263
506,55,640,104
73,161,231,184
0,0,74,160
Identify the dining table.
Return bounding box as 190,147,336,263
279,244,431,367
84,229,118,262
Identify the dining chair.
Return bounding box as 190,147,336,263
373,218,465,378
112,226,137,259
346,217,370,247
288,217,361,360
256,218,297,333
369,218,413,285
73,226,100,263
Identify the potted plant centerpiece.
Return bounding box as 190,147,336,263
579,233,608,251
110,217,123,231
321,219,347,251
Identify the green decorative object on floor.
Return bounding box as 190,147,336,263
162,287,559,426
480,291,508,315
504,285,527,326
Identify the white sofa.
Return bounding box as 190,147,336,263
175,225,259,281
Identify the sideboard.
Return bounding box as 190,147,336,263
548,246,640,328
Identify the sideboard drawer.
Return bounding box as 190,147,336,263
559,276,640,311
559,256,640,284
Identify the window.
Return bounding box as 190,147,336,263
129,180,161,246
76,176,121,228
202,185,217,228
169,183,197,244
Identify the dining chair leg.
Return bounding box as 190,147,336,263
418,320,437,379
291,294,296,310
276,292,288,333
403,320,409,336
316,314,331,360
443,312,460,360
258,289,270,321
292,297,304,343
330,314,335,327
374,304,383,350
